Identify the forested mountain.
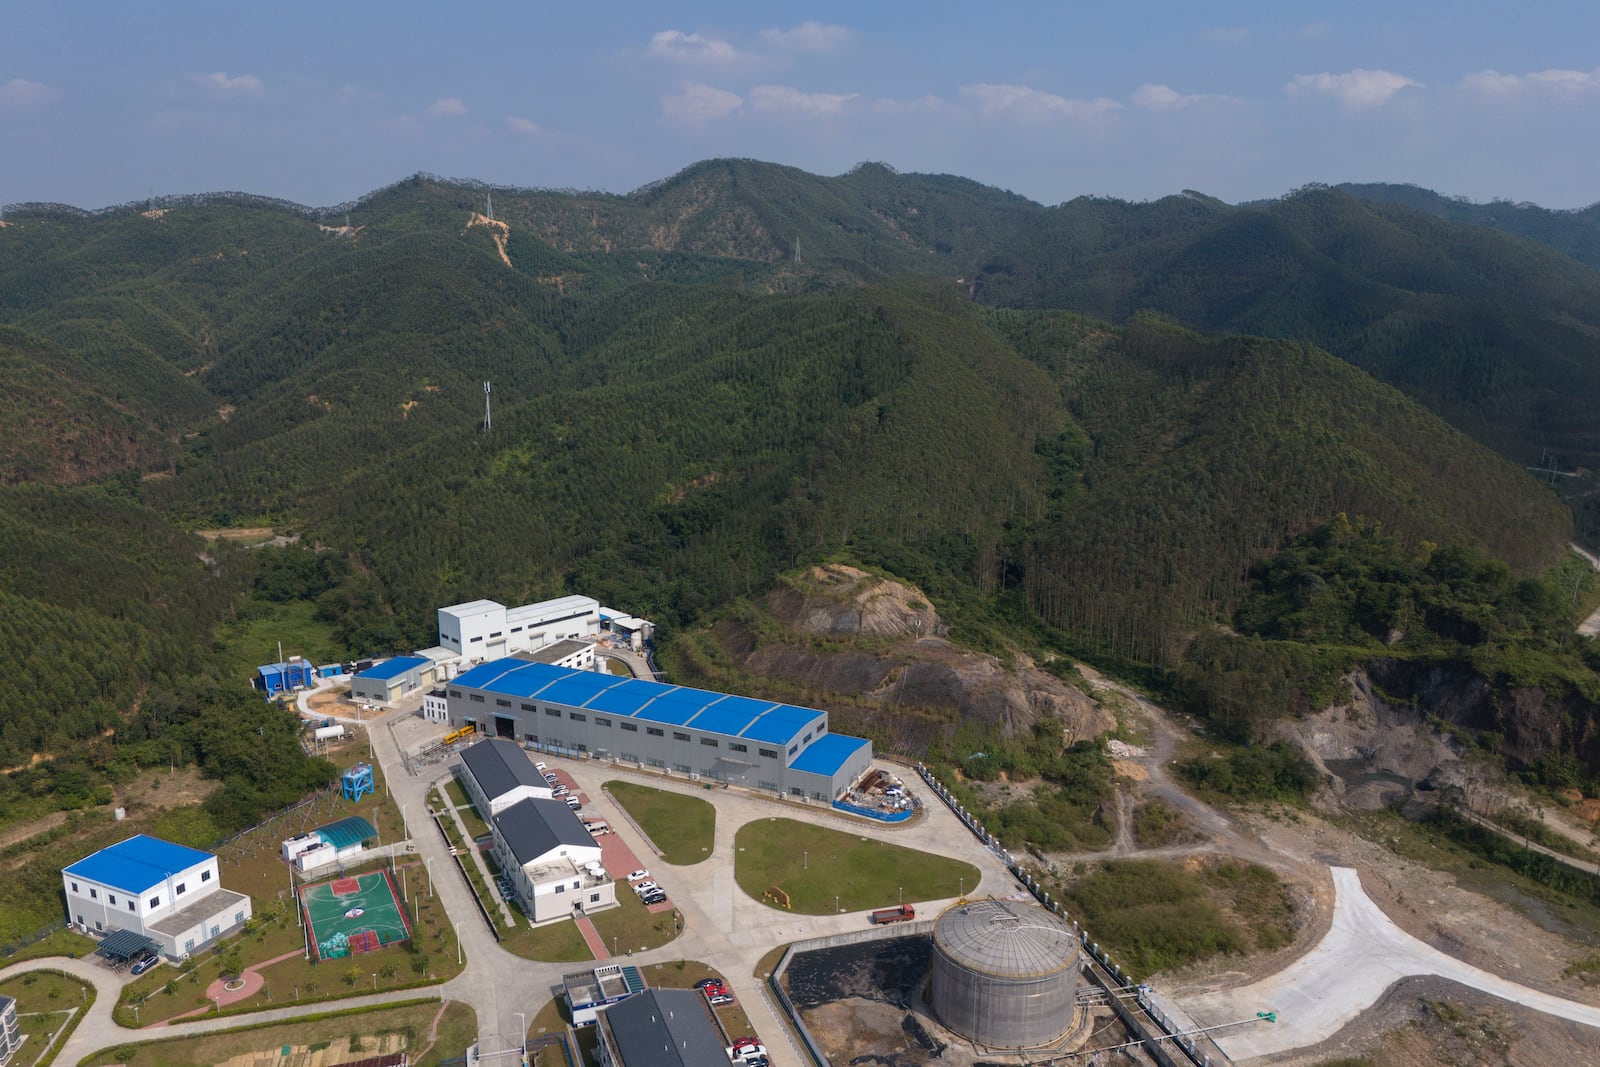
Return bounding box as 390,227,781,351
1,159,1598,816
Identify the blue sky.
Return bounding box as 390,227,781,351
4,2,1597,210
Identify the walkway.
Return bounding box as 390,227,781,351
1180,866,1600,1060
573,916,608,960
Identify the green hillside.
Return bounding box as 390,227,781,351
1,161,1598,824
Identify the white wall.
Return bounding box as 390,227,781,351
64,856,220,935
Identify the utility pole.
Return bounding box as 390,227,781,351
483,381,492,433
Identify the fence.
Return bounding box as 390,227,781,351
915,762,1207,1067
1,920,66,960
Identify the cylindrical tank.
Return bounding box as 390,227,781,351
929,898,1082,1048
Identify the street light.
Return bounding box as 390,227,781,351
426,857,434,897
372,972,377,991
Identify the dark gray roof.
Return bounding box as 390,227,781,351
513,638,594,665
493,797,595,866
459,738,546,802
601,989,726,1067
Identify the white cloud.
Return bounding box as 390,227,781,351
661,81,743,125
1200,26,1249,45
1464,67,1600,96
962,83,1122,122
1288,69,1420,109
759,22,855,52
0,77,62,109
747,84,858,119
1131,83,1238,111
505,116,542,136
425,97,468,118
192,71,262,96
648,29,741,66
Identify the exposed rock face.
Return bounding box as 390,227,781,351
708,565,1112,746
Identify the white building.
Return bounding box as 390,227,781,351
437,596,600,664
62,835,252,959
457,738,552,816
0,996,18,1067
491,797,616,922
421,687,450,724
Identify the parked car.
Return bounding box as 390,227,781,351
551,785,569,798
633,881,658,895
642,892,667,905
700,981,727,998
627,870,651,883
693,977,723,990
534,761,548,772
708,993,735,1006
565,797,582,810
130,953,159,976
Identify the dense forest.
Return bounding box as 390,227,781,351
1,158,1598,829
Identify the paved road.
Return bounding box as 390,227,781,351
1179,866,1600,1060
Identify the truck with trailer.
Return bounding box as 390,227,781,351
870,904,916,924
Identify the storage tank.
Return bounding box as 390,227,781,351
929,898,1082,1048
314,724,346,741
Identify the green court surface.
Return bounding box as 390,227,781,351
298,871,411,960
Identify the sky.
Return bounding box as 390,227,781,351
3,2,1598,211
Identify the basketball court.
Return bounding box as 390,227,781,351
298,870,411,960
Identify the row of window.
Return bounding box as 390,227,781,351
71,870,208,909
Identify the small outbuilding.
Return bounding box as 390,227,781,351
350,656,433,706
255,657,315,698
458,738,551,816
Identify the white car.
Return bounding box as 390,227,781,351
626,869,650,882
534,761,548,772
633,881,659,895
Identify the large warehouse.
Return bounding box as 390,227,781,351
445,659,873,801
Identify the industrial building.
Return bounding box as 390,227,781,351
62,835,252,960
280,815,378,873
255,657,316,698
445,659,873,802
563,963,647,1026
350,655,435,706
595,988,726,1067
457,738,553,815
928,898,1085,1049
437,596,602,665
0,996,17,1067
490,796,616,921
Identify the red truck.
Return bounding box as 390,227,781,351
870,904,916,924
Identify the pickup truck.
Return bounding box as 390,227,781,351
869,904,916,924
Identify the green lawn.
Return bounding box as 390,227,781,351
213,599,347,683
590,885,681,956
499,916,593,963
0,968,96,1067
603,782,716,865
443,779,469,807
85,998,474,1067
734,818,980,914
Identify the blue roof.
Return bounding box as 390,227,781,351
64,835,214,895
457,659,828,748
789,734,871,777
356,655,430,681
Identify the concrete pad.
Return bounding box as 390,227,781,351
1180,867,1600,1060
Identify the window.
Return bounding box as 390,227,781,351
545,708,561,717
595,717,611,727
511,626,523,633
700,738,718,748
647,758,666,768
524,733,537,743
449,689,463,698
555,884,565,894
759,780,779,791
817,723,826,734
95,921,103,931
127,900,135,911
803,732,813,744
470,694,485,703
149,896,160,909
489,631,503,638
673,763,691,774
620,722,638,733
673,731,690,742
176,883,186,895
590,892,601,903
496,698,511,708
89,888,98,899
108,893,116,905
569,712,586,722
729,743,747,753
571,880,580,890
521,703,536,712
788,745,798,756
471,636,483,643
185,938,194,952
70,881,78,893
620,752,638,763
201,870,212,883
576,743,588,753
759,748,778,759
235,911,244,925
646,727,664,737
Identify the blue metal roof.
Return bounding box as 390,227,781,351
741,705,824,745
64,835,214,895
789,734,870,777
356,655,430,681
460,659,830,747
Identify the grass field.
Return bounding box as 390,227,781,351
0,968,96,1067
604,782,716,864
213,599,347,683
86,998,475,1067
734,818,980,914
590,883,681,955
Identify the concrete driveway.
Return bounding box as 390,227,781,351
1179,866,1600,1060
